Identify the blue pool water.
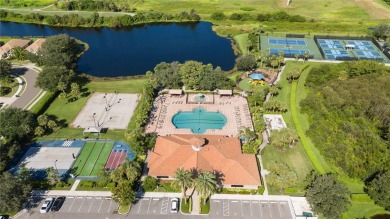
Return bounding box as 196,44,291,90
172,107,227,134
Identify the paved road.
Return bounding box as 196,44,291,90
10,67,41,109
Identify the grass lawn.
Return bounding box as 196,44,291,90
181,197,191,214
343,202,388,219
44,94,89,126
199,198,210,214
154,183,181,193
233,33,248,55
262,144,313,195
72,141,114,176
85,78,147,93
118,203,131,214
238,78,251,91
0,78,20,97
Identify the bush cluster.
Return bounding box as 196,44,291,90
211,11,306,22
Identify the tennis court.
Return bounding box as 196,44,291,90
317,38,389,61
72,141,114,176
260,36,322,59
270,48,310,56
268,38,306,46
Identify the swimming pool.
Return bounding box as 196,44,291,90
172,107,227,134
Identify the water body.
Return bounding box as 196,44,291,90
0,21,236,77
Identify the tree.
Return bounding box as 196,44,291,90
38,34,80,69
57,81,67,93
0,60,12,80
306,174,350,219
154,61,181,88
372,24,389,40
47,120,58,130
110,160,141,184
11,46,26,60
112,180,135,206
179,61,209,90
34,126,45,137
0,172,32,213
294,54,299,61
36,66,75,92
142,176,158,192
37,114,49,127
367,171,390,210
70,82,80,99
269,86,279,96
46,167,60,185
171,167,193,202
58,92,68,102
195,171,217,204
235,54,256,71
0,107,37,141
286,68,301,82
267,162,297,192
270,128,299,150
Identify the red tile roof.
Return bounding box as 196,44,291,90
148,134,261,186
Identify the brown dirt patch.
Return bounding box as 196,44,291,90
354,0,390,19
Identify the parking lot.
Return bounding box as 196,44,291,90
210,199,293,219
129,197,180,216
28,196,118,214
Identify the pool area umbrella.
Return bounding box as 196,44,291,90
249,73,264,80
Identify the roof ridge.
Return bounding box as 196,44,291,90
223,157,260,183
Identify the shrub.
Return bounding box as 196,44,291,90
143,176,158,191
30,91,57,115
80,181,94,188
106,182,116,188
258,186,265,194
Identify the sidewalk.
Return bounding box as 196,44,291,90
32,190,181,198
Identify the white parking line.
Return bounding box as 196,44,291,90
107,200,113,213
137,199,144,214
240,200,243,217
269,201,273,218
88,197,95,212
231,200,239,203
278,201,282,217
68,197,77,212
250,201,253,217
147,198,152,213
259,200,262,217
213,200,220,202
98,197,104,213
78,197,85,212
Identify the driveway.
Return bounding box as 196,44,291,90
10,67,41,109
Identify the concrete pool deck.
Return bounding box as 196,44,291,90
145,94,253,136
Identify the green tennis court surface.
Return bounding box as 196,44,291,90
72,141,114,176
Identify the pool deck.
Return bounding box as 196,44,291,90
145,94,253,137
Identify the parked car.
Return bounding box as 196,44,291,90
170,198,179,213
40,197,54,213
51,196,66,211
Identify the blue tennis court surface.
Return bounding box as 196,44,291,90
269,38,306,46
323,49,352,59
270,48,310,55
318,38,387,61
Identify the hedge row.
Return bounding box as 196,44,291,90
30,91,57,115
79,180,115,188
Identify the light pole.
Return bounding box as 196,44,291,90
54,159,58,171
93,113,97,127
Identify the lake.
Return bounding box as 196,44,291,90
0,21,236,77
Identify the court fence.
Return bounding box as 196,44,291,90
259,37,315,59
313,35,390,61
286,34,305,38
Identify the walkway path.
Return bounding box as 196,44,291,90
70,179,81,192
191,191,200,215
257,131,270,196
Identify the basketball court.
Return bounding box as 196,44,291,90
72,93,139,129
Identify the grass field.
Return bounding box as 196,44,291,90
72,141,114,176
85,78,147,93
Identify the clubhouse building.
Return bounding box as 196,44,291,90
148,134,261,189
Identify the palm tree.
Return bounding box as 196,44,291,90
195,171,217,204
11,46,26,60
303,51,309,63
294,54,299,61
171,167,193,203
